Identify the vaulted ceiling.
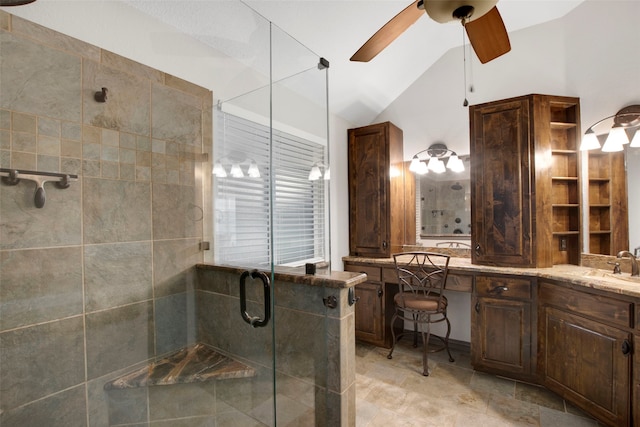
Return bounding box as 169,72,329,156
124,0,585,125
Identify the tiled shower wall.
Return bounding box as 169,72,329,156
0,12,210,426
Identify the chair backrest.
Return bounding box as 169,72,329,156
393,252,450,305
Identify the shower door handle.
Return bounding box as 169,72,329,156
239,270,271,328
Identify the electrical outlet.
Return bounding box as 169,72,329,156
560,237,567,251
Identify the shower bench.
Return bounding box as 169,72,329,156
102,343,257,426
104,343,255,390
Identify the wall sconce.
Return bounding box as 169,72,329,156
409,143,465,175
580,104,640,152
212,157,260,178
308,163,330,181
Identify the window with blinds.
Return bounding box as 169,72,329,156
213,109,327,268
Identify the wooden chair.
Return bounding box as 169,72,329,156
387,252,454,375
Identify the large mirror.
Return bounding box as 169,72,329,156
625,149,639,255
414,149,638,252
418,156,471,238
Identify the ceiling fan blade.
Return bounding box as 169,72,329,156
350,0,424,62
464,6,511,64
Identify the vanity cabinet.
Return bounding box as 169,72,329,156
344,264,397,347
471,275,536,381
538,281,632,427
469,94,581,268
347,122,414,257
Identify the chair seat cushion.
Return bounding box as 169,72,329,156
394,292,447,311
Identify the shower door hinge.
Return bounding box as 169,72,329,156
199,241,210,251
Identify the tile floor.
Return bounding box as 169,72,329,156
355,339,604,427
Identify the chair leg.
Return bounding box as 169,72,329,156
387,312,398,360
421,318,431,376
413,316,418,348
444,315,454,363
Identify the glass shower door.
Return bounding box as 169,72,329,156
207,4,331,426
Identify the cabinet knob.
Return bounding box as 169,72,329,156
474,244,481,256
382,240,388,249
475,301,480,313
622,339,632,356
377,289,383,298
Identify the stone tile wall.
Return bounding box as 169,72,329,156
196,267,357,426
0,12,210,426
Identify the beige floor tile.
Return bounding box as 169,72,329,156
356,341,601,427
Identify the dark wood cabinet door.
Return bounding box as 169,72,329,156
348,124,390,257
470,98,534,266
354,282,383,344
540,306,631,427
472,296,533,377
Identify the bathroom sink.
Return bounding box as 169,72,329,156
582,269,640,284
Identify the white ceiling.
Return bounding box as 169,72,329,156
123,0,585,126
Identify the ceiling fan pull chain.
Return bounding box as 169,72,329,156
462,24,469,107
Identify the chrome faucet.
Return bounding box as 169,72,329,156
616,251,639,277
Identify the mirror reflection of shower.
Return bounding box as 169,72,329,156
418,156,471,238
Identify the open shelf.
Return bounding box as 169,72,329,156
549,100,581,265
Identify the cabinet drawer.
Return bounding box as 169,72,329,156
539,282,632,329
476,276,531,299
446,273,473,292
344,264,381,282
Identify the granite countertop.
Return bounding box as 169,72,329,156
343,255,640,299
196,263,368,289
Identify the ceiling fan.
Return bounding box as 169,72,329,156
351,0,511,64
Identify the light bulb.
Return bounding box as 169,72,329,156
447,154,465,172
323,167,330,180
247,161,260,178
601,125,628,152
308,165,322,181
630,129,640,148
230,164,244,177
579,129,600,151
417,161,428,174
212,161,227,177
427,157,445,173
409,156,421,173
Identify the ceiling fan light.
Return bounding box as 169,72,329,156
425,0,498,23
579,129,601,151
0,0,37,5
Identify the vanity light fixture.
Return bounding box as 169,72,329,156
212,157,260,178
580,104,640,152
409,143,465,175
229,164,244,178
212,161,227,178
308,163,330,181
631,129,640,148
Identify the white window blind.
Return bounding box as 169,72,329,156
213,109,327,268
